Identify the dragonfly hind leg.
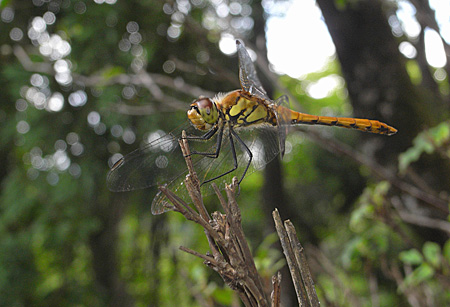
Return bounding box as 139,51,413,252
201,124,253,188
200,124,239,186
229,127,252,185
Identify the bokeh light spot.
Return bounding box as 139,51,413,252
17,120,30,134
122,129,136,144
399,41,417,59
74,1,87,14
47,172,59,186
43,11,56,25
111,125,124,137
163,60,176,74
71,142,84,156
87,111,101,126
10,27,23,41
55,139,67,151
69,163,82,178
15,99,28,112
126,21,139,33
66,132,79,145
1,7,14,23
68,90,87,107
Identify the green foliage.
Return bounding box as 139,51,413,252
405,60,422,85
402,263,434,289
1,0,450,305
399,248,423,265
399,242,447,289
399,121,450,173
253,232,285,278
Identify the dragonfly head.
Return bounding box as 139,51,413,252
187,97,219,131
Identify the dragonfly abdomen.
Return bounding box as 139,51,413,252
290,110,397,136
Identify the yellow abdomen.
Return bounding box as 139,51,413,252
278,106,397,136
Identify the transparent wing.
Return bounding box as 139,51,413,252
273,95,291,158
236,40,292,158
151,124,282,215
236,39,270,101
107,122,198,192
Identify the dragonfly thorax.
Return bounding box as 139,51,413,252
187,97,220,131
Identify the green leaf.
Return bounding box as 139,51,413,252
403,263,435,288
413,263,435,283
444,239,450,262
101,66,126,80
399,249,423,265
212,287,233,305
423,241,441,268
0,0,12,8
399,122,450,173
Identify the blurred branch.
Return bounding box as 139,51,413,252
387,260,429,307
305,129,450,215
307,245,363,306
13,45,53,74
391,197,450,235
13,44,216,115
272,210,320,307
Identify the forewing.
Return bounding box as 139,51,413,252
107,122,195,192
236,39,270,101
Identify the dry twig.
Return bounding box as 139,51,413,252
158,131,320,306
272,210,320,307
158,131,269,306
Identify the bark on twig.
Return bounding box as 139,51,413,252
272,209,320,307
271,272,282,307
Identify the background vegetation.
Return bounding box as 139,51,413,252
1,0,449,306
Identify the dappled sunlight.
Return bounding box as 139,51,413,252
266,0,335,78
304,75,345,100
22,135,82,183
425,28,447,68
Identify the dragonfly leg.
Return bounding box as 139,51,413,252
183,125,218,141
229,127,252,184
200,124,239,186
184,125,224,158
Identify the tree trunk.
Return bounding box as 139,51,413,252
316,0,450,201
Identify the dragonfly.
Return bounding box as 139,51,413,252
107,39,397,215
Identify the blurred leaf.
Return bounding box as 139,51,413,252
101,66,126,80
399,122,450,173
423,241,441,268
212,287,233,305
350,201,373,232
254,232,284,277
444,239,450,262
350,181,390,232
0,0,13,8
399,248,423,265
405,60,422,85
403,263,434,288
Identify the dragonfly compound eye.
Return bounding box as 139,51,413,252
195,98,218,125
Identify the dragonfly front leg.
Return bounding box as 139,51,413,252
183,124,224,158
